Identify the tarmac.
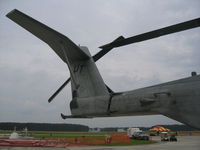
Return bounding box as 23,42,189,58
0,136,200,150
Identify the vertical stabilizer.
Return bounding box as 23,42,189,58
70,46,109,98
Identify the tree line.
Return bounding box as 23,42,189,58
0,122,89,131
1,123,198,132
100,124,199,132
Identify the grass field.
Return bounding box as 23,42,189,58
0,130,157,146
0,130,124,138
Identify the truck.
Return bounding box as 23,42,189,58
127,128,149,140
160,132,177,142
160,132,169,141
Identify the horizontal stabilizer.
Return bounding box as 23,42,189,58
6,9,90,62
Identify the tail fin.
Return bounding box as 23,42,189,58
70,46,109,98
6,9,109,98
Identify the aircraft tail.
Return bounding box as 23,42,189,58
6,9,111,117
6,9,109,98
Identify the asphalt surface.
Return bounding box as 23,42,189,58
0,136,200,150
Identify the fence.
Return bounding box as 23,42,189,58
0,134,130,147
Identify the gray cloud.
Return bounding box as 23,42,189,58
0,0,199,127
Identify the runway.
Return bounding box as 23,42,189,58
0,136,200,150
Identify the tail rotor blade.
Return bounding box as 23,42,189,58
48,77,71,103
97,18,200,57
92,36,125,61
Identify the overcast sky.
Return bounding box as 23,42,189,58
0,0,200,128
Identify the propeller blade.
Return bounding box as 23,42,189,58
99,18,200,50
48,77,71,103
92,47,112,62
93,36,125,61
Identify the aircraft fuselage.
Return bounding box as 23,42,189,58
72,74,200,129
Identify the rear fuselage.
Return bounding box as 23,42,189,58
72,75,200,129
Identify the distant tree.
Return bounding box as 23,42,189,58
0,122,89,131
